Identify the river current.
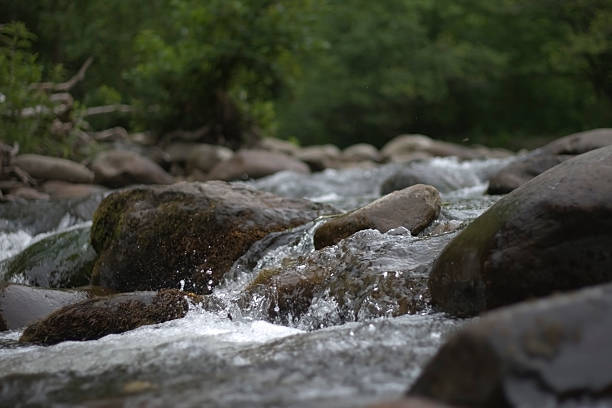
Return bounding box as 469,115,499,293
0,157,511,407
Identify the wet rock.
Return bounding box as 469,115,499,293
409,282,612,408
0,193,104,234
206,149,309,181
19,289,200,345
487,154,569,194
294,144,342,171
5,187,49,200
314,184,440,250
13,154,94,184
429,146,612,316
381,135,480,162
381,161,482,195
185,144,233,174
545,127,612,155
0,283,91,330
91,150,175,188
242,229,455,327
487,128,612,194
342,143,381,163
90,181,335,293
255,137,300,156
0,226,96,288
41,180,107,199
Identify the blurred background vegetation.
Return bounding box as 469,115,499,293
1,0,611,157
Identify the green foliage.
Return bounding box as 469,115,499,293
127,0,321,145
278,0,612,148
0,22,53,152
2,0,611,149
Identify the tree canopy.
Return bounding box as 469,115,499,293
1,0,610,154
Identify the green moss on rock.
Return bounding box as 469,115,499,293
90,181,335,294
1,226,96,288
19,289,201,345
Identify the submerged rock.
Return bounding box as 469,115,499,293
91,149,174,188
19,289,200,345
429,146,612,316
13,154,94,184
90,181,335,293
242,229,455,327
409,282,612,408
0,226,96,288
314,184,440,250
206,149,309,181
0,283,93,330
488,128,612,194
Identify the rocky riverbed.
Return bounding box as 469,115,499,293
1,129,612,407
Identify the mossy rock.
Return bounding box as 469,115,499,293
19,289,201,345
242,229,455,326
90,181,335,294
1,226,96,288
430,145,612,316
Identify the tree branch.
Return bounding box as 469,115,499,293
84,104,133,117
31,57,94,92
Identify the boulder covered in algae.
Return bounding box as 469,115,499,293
429,145,612,316
90,181,336,294
19,289,200,345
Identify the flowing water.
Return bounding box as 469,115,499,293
0,157,512,407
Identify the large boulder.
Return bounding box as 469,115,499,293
409,282,612,408
91,149,174,188
19,289,200,345
488,128,612,194
314,184,440,250
0,283,95,331
429,146,612,316
0,226,96,289
206,149,309,181
13,154,94,184
90,181,335,293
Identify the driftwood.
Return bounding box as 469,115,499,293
84,104,133,117
31,57,94,92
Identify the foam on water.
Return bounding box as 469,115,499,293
0,308,302,377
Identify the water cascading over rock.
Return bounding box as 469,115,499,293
90,181,336,294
